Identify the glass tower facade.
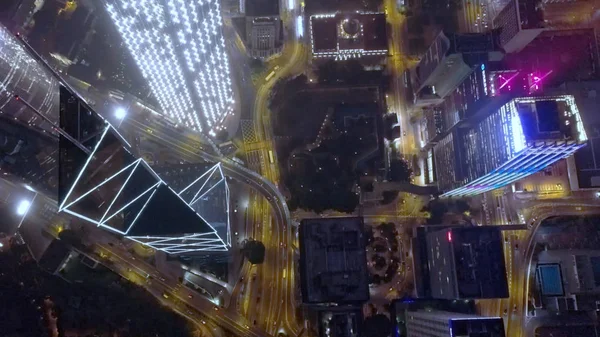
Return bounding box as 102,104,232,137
0,25,60,197
437,95,588,197
0,24,230,253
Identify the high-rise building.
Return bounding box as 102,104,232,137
503,29,600,84
436,95,587,197
244,0,283,59
415,226,509,299
0,23,231,253
105,0,235,135
405,310,505,337
0,24,60,196
493,0,546,53
555,81,600,191
492,0,597,53
413,31,504,107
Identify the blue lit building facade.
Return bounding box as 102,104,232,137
437,95,588,197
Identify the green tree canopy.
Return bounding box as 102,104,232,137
242,240,265,265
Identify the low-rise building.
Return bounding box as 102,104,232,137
299,217,370,304
537,249,600,312
414,226,509,299
309,12,387,61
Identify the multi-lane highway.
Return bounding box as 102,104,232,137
232,2,309,334
384,0,426,185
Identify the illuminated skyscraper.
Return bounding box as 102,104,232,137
435,95,588,197
0,23,231,254
105,0,234,135
0,24,60,196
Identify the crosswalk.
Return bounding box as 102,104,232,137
241,120,258,144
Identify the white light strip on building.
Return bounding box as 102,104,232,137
59,126,110,211
99,159,142,224
59,125,230,252
106,0,234,134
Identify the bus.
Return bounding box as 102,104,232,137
268,150,275,164
265,71,276,82
265,66,281,82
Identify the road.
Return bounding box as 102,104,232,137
384,0,425,184
247,42,308,336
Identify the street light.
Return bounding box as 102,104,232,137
115,107,127,120
114,107,127,128
16,199,31,216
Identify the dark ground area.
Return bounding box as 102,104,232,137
0,241,194,337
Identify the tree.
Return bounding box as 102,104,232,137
389,159,412,182
317,60,338,84
381,191,399,205
58,229,86,251
215,130,229,142
317,60,369,85
241,240,265,265
249,58,264,71
422,198,449,224
454,199,470,213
